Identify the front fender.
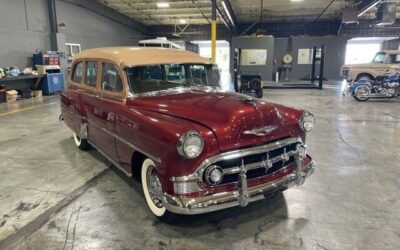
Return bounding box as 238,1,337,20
116,106,220,193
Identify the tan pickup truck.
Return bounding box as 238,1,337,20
341,50,400,82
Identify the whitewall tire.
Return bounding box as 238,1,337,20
141,158,175,221
73,132,89,150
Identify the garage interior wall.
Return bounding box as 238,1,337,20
231,36,275,82
56,0,144,50
231,36,348,81
0,0,144,69
0,0,51,68
274,36,349,80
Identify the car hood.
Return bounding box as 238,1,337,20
127,90,304,152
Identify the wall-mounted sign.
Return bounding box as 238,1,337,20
241,49,268,65
298,48,313,64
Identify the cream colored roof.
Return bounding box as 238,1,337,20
381,50,400,54
74,47,213,67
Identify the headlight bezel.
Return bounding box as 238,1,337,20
177,130,204,159
299,111,315,132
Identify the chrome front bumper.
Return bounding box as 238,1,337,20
162,159,316,215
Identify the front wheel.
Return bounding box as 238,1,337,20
141,158,175,222
73,132,89,150
353,85,370,101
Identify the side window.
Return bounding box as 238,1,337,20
101,63,123,92
85,61,98,87
72,62,83,83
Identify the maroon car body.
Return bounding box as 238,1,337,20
60,47,315,217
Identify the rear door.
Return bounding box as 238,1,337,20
80,61,111,156
60,61,84,133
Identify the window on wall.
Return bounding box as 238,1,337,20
101,63,123,92
72,62,83,83
85,62,98,87
66,43,81,58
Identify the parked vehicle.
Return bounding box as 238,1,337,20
341,50,400,82
239,73,263,98
139,37,184,50
60,47,316,220
351,72,400,101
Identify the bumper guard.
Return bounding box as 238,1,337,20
162,156,316,215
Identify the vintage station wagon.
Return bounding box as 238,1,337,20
60,47,316,220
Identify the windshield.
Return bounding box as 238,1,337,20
372,52,386,63
126,64,220,94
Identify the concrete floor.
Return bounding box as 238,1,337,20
0,82,399,250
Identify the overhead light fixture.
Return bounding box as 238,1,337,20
156,2,170,8
179,19,187,24
290,0,304,2
221,1,235,26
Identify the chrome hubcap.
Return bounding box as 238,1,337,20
146,166,163,208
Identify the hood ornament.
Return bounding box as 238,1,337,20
243,126,278,137
243,97,258,106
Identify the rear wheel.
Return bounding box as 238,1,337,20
73,132,89,150
353,85,370,101
141,158,175,222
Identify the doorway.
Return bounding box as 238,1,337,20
192,40,233,91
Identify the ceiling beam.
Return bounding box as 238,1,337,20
357,0,381,17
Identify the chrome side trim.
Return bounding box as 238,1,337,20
89,122,161,163
162,160,316,215
88,140,132,177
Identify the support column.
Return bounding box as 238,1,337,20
211,0,217,62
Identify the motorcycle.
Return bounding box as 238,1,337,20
350,70,400,101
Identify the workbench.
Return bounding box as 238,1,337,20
0,74,46,90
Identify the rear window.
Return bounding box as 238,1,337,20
72,62,83,83
85,61,98,87
388,54,400,64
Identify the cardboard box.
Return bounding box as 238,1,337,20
6,90,17,102
37,65,46,75
32,90,42,97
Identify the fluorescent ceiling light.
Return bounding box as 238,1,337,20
179,19,187,24
156,2,170,8
290,0,304,2
221,1,234,26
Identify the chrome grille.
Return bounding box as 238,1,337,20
202,140,300,185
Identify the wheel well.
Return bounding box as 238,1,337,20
356,73,374,81
131,151,147,182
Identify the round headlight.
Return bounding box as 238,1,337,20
300,112,315,132
204,165,224,185
177,131,204,159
